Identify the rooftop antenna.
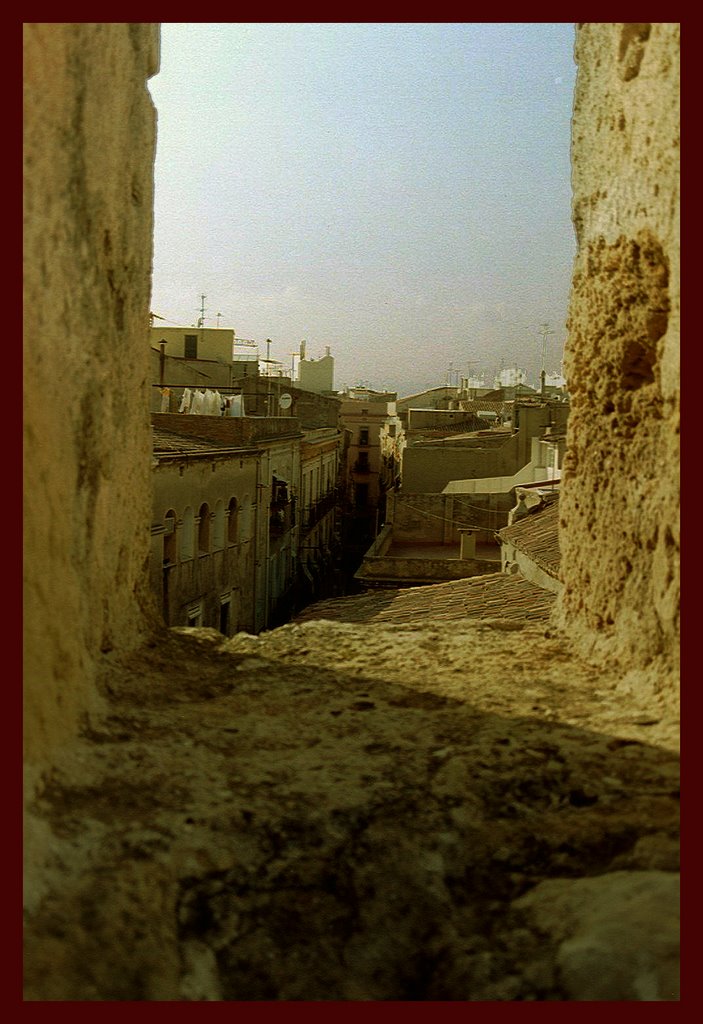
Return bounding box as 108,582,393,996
539,321,555,396
197,293,207,328
216,311,222,328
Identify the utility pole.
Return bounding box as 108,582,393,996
266,340,273,416
539,322,555,396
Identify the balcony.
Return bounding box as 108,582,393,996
269,496,296,536
302,489,338,532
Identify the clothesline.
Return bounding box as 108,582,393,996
397,501,502,532
156,386,244,417
151,383,290,393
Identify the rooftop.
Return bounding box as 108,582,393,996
294,570,556,626
498,499,561,579
152,427,237,456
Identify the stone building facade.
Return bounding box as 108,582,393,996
152,413,303,630
339,391,404,546
150,427,260,635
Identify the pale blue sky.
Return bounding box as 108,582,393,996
148,22,577,394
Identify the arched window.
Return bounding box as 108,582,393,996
198,502,210,554
163,508,177,565
213,498,225,550
181,507,194,560
227,497,238,544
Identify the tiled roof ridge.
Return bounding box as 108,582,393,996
497,501,561,577
152,426,234,452
294,570,555,626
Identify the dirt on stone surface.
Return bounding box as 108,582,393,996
23,620,679,1001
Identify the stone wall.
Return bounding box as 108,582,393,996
555,23,680,696
390,492,511,544
23,23,161,779
402,435,520,492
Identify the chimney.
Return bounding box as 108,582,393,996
159,340,166,385
459,529,476,559
508,491,530,526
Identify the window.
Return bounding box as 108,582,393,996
184,334,198,358
198,503,210,554
359,427,369,446
219,597,230,636
212,499,225,550
163,509,177,564
227,497,239,544
181,507,194,560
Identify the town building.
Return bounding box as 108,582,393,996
338,388,405,555
151,413,304,631
150,426,260,634
150,383,344,630
150,326,242,410
401,399,569,493
298,425,344,605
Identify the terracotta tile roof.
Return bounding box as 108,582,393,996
294,571,555,626
152,427,231,456
457,399,509,413
497,499,561,579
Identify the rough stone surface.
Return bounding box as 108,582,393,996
23,624,679,1000
555,23,680,703
512,871,679,1000
23,23,161,775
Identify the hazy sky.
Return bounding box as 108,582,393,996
148,22,577,394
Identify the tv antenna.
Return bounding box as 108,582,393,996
539,322,555,394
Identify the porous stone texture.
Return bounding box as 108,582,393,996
23,624,679,1000
556,23,680,703
23,24,161,775
512,871,680,1000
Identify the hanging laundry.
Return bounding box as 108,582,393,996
178,388,192,414
203,389,217,415
190,390,205,414
160,387,171,413
228,394,243,417
213,391,223,415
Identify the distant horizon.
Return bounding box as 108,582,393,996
149,319,564,395
149,23,577,395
